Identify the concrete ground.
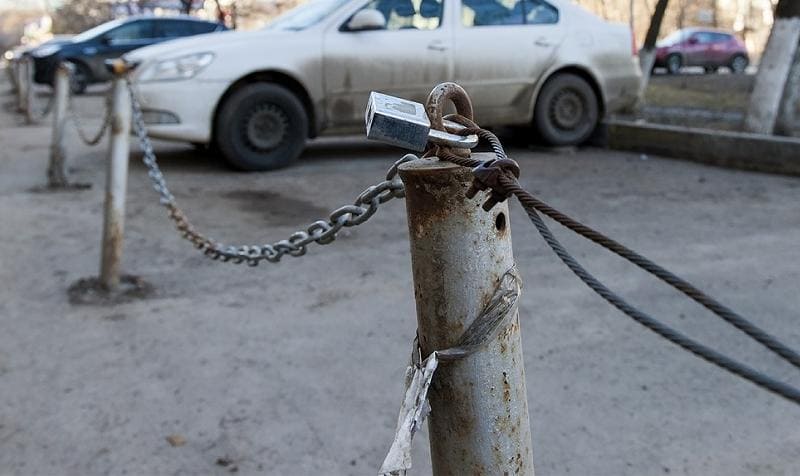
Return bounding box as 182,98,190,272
1,73,799,476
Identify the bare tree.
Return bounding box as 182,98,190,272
50,0,113,34
744,0,800,135
637,0,670,98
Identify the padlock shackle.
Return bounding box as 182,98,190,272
425,82,474,133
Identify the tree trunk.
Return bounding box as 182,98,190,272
776,36,800,136
711,0,718,27
744,0,800,135
637,0,670,99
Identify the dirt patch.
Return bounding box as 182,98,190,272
67,275,154,306
221,190,329,226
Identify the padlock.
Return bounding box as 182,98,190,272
365,92,479,151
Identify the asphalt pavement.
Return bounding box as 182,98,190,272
1,73,799,475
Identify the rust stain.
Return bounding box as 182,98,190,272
111,115,124,134
400,165,472,237
502,371,511,403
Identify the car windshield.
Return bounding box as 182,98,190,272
657,30,689,47
265,0,352,31
71,19,126,42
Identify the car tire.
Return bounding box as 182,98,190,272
66,60,89,95
215,82,308,171
666,54,682,74
730,55,748,74
533,73,599,146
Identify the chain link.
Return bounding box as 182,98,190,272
68,92,112,146
24,86,55,124
125,77,411,266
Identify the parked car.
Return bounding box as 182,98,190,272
30,16,227,94
651,28,749,75
127,0,640,171
3,36,74,63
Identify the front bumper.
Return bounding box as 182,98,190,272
132,79,229,144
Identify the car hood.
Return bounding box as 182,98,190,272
125,29,284,64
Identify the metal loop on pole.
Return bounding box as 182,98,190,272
424,82,474,132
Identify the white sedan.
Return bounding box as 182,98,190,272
127,0,640,170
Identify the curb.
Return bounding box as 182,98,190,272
606,119,800,176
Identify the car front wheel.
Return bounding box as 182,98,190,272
215,82,308,171
533,73,599,146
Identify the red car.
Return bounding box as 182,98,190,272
651,28,749,74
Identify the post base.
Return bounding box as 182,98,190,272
67,274,154,306
28,182,93,194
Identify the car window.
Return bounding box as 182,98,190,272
525,0,557,24
462,0,555,26
106,21,155,41
353,0,443,30
711,32,730,43
191,21,221,34
691,32,714,44
156,20,192,38
73,19,125,42
462,0,524,27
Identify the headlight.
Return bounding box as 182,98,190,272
31,45,61,58
138,52,214,82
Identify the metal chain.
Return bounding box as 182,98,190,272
125,77,410,266
68,91,112,146
24,86,55,124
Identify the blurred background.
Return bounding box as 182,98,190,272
0,0,779,59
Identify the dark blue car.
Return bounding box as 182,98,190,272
31,16,227,94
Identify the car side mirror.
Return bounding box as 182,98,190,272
346,9,386,31
688,37,698,45
101,36,113,46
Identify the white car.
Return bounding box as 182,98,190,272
127,0,640,170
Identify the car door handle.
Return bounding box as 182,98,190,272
427,41,448,52
534,37,553,47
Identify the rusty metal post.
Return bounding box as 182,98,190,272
398,154,535,475
47,62,71,187
98,72,131,290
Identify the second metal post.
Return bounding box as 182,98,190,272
99,74,131,290
48,62,71,187
399,154,535,475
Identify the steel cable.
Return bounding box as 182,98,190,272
502,174,800,405
505,180,800,370
436,130,800,405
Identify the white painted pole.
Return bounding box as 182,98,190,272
99,74,131,290
16,58,30,113
48,62,72,187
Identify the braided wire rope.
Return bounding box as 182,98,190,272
435,126,800,405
